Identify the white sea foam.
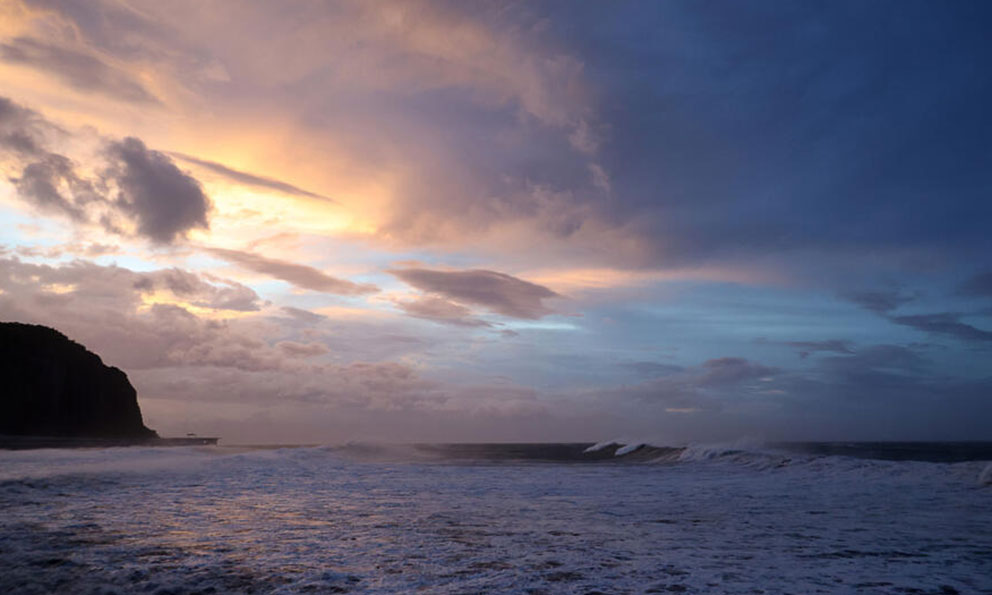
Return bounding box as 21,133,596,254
583,439,623,453
1,445,989,594
614,442,644,456
0,445,219,481
980,462,992,486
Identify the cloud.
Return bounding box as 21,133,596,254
0,96,49,156
278,306,326,325
169,153,335,202
2,97,212,244
393,295,491,327
164,270,261,312
751,345,992,440
594,344,992,441
958,271,992,298
0,256,262,316
818,344,928,375
10,153,93,221
3,4,991,444
207,247,378,295
0,257,532,442
390,268,559,319
698,357,777,387
9,2,992,275
889,313,992,343
783,339,855,359
276,340,329,358
0,257,319,373
2,98,99,222
13,242,118,259
3,255,990,443
604,356,778,411
105,137,211,244
0,37,160,104
845,285,992,344
620,361,684,377
843,289,916,314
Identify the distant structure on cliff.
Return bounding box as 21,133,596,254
0,322,158,439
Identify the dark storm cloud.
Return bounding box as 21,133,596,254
207,247,378,295
0,37,160,104
393,296,491,328
170,153,334,202
889,313,992,344
390,268,559,319
106,137,210,243
520,1,992,267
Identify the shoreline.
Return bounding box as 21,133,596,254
0,435,219,450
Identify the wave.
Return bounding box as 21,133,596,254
313,440,992,479
980,463,992,486
3,441,990,486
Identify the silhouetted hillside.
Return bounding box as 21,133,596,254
0,322,157,439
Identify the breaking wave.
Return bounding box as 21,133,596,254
3,440,990,488
314,440,992,484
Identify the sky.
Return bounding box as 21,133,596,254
1,0,990,444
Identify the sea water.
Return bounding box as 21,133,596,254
1,443,990,594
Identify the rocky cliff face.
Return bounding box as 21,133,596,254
0,322,157,438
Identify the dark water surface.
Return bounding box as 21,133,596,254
1,442,990,593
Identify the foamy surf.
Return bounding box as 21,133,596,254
2,442,990,593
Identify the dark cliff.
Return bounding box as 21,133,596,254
0,322,157,438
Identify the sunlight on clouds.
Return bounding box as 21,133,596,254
0,1,29,35
164,125,392,240
41,282,75,294
136,290,257,320
0,63,167,141
526,266,782,294
198,185,354,241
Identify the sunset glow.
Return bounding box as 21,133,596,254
2,0,990,444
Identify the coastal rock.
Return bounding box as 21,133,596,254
0,322,157,438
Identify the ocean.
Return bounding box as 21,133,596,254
1,442,990,594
